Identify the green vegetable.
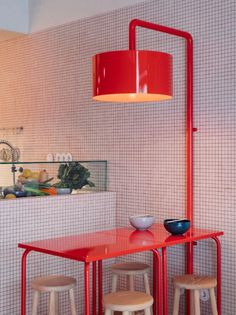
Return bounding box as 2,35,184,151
23,180,52,196
24,181,52,189
53,162,95,190
24,187,49,196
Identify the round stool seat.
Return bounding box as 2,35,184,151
173,274,217,290
111,262,150,275
31,275,76,292
103,291,153,312
172,274,218,315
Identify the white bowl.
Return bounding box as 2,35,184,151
129,215,155,230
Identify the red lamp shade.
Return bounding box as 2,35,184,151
93,50,172,102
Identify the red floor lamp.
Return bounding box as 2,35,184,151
93,19,194,315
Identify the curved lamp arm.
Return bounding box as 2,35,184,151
129,19,194,226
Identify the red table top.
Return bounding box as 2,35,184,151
18,224,223,262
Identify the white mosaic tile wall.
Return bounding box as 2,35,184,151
0,0,235,314
0,192,116,314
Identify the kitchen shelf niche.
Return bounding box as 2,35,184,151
0,160,107,199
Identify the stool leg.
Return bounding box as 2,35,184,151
55,293,59,314
49,292,58,315
105,309,112,315
193,290,200,315
209,288,218,315
111,274,118,292
190,290,195,315
143,274,152,315
129,275,135,291
69,288,77,315
173,287,181,315
32,291,39,315
145,307,152,315
144,273,151,294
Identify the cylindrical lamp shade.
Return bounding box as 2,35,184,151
93,50,172,102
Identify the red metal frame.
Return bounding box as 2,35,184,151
84,262,90,315
129,19,194,314
212,236,222,315
152,254,157,314
162,248,168,315
152,249,162,315
98,260,103,315
92,261,97,314
21,249,31,315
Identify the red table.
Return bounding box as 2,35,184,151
18,223,223,315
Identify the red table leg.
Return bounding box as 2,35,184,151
84,262,90,315
186,242,194,315
93,261,97,315
98,260,103,315
212,236,222,315
153,253,157,315
152,249,162,315
21,249,31,315
162,247,168,315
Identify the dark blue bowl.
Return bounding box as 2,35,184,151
164,219,190,235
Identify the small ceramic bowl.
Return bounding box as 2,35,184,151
164,219,190,235
129,214,155,230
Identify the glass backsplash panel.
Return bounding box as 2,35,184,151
0,160,107,200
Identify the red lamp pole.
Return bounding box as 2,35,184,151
129,19,194,315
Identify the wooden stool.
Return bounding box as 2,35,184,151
111,262,150,294
103,290,153,314
31,275,77,315
173,274,218,315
